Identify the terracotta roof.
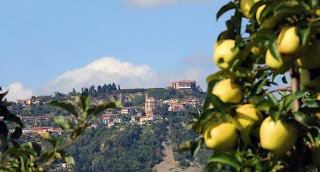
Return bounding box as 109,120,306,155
179,79,193,82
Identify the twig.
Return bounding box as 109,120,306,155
290,65,304,172
290,66,300,112
262,87,291,96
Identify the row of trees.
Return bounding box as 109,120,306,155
81,83,120,95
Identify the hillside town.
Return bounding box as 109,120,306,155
12,80,204,136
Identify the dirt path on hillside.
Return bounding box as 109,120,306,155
154,127,203,172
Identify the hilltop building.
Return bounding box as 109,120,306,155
169,80,196,90
145,93,156,116
139,93,161,125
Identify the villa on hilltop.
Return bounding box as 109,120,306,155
169,80,196,90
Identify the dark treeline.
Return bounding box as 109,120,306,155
81,83,120,95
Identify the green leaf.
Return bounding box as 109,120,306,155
207,152,241,170
11,140,20,148
216,2,236,20
278,99,286,113
93,102,122,116
188,111,201,118
4,145,38,158
39,133,53,141
179,140,192,150
31,142,42,156
249,1,266,18
281,76,288,84
293,111,309,127
205,162,219,172
256,29,275,39
0,91,8,101
297,22,311,47
40,151,54,163
284,90,308,110
202,96,212,112
11,127,22,140
192,110,220,133
21,145,38,157
203,79,220,111
19,156,26,172
273,1,306,15
54,116,71,130
0,121,9,138
76,95,91,113
54,152,62,159
229,59,244,74
309,0,318,8
261,2,307,29
48,101,78,117
80,112,88,121
218,29,236,41
206,71,224,84
241,36,268,61
269,36,280,61
3,113,23,127
0,136,8,152
258,2,277,25
239,126,253,145
209,94,226,113
64,155,75,165
253,79,268,95
0,101,13,107
267,93,279,106
191,138,203,157
0,121,9,151
178,141,192,153
269,108,281,122
0,105,10,116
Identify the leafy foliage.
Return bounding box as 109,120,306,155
180,0,320,171
0,94,121,171
66,122,167,172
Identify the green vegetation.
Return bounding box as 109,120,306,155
169,119,210,169
68,122,167,172
180,0,320,171
0,93,121,171
1,84,205,171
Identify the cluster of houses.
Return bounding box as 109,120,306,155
22,127,63,135
15,99,44,106
14,79,203,135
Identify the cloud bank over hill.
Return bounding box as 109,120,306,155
3,83,34,101
41,57,159,94
5,56,215,101
41,56,214,95
122,0,209,7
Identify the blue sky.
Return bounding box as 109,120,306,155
0,0,229,101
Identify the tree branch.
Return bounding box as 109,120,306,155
262,86,291,96
290,65,304,172
291,66,300,112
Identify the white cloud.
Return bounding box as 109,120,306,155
41,57,162,94
41,56,214,95
122,0,209,7
2,83,33,101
